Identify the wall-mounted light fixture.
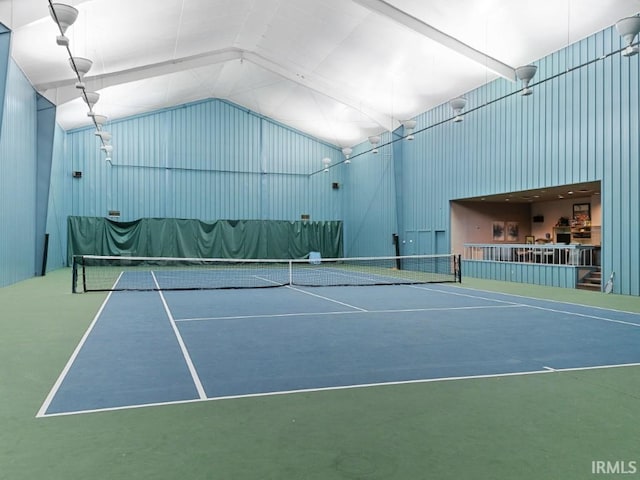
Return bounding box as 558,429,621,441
449,97,467,122
401,119,417,140
616,15,640,57
342,147,353,164
515,65,538,96
368,136,380,154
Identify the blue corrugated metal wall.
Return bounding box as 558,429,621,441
35,94,57,275
0,59,38,286
66,99,342,225
399,25,640,295
45,123,70,271
342,131,399,257
39,21,640,294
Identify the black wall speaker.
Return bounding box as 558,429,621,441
332,182,340,189
533,215,544,223
72,171,82,178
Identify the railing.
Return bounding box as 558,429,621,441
463,243,598,267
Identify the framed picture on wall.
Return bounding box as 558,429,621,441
492,221,505,241
573,203,591,224
506,221,519,242
525,235,535,244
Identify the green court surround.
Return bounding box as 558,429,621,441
2,269,639,479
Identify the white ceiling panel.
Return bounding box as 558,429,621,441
2,0,639,148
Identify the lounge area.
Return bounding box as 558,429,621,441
452,182,602,289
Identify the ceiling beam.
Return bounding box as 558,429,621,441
36,47,243,103
351,0,516,82
242,51,397,131
36,47,396,132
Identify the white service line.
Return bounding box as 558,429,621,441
151,272,207,400
285,285,368,311
175,303,524,322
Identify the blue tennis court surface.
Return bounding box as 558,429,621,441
38,281,640,416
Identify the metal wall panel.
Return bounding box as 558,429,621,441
399,24,640,294
0,60,37,286
53,23,640,293
262,121,342,221
341,132,398,257
463,261,576,289
65,99,342,226
44,123,69,269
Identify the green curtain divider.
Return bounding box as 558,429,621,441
67,217,343,264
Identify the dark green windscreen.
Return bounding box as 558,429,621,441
67,217,343,264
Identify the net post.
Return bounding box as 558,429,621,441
289,260,293,286
456,254,462,282
71,255,78,293
82,257,87,292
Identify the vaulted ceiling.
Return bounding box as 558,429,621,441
1,0,639,148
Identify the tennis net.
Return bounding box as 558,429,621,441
72,254,461,292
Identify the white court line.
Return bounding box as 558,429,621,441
286,285,369,312
439,283,640,317
151,272,207,400
36,272,125,418
523,304,640,328
411,284,640,327
408,284,524,306
175,304,523,323
38,361,640,418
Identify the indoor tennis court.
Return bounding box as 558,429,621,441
4,2,640,480
39,279,640,417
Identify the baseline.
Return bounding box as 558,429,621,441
39,362,640,418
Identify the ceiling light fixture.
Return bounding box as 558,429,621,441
70,56,93,89
368,136,380,154
515,65,538,96
449,97,466,122
48,3,78,46
50,1,114,164
95,131,112,143
342,147,352,164
83,91,100,116
616,15,640,57
93,114,108,126
322,157,331,172
401,120,417,140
